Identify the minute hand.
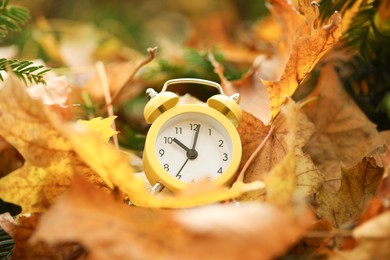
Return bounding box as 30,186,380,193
191,125,201,150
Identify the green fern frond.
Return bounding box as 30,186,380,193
0,58,49,84
0,0,30,38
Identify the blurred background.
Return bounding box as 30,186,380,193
2,0,390,150
3,0,273,150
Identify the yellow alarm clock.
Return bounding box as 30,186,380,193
143,78,242,193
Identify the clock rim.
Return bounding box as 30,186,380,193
143,104,242,192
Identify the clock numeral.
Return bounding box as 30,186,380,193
208,128,212,136
164,137,173,144
217,167,223,174
164,164,170,171
175,127,182,134
222,153,228,161
159,149,165,157
190,123,200,131
218,140,224,147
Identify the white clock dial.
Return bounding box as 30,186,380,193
155,112,233,183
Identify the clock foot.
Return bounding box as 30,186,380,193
151,182,165,195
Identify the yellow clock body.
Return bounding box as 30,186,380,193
143,78,242,193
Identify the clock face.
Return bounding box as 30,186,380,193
155,112,233,183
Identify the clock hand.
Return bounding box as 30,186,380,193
191,124,201,150
173,138,191,152
176,158,189,180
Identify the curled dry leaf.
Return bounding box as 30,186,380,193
0,213,85,259
31,176,313,260
0,76,109,213
303,64,384,191
315,157,384,228
263,2,343,121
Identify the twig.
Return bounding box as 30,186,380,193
96,61,119,149
236,126,275,182
100,47,158,114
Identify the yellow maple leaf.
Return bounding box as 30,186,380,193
0,76,108,213
77,116,118,142
263,2,343,120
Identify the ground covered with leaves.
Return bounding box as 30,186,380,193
0,0,390,259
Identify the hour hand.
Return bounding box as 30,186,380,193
173,138,191,152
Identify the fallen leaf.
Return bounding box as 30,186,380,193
329,211,390,260
263,5,342,120
0,76,107,213
26,75,71,107
211,1,342,124
303,64,384,191
238,99,321,196
77,116,118,142
315,157,384,228
0,213,85,259
264,152,296,207
31,176,313,260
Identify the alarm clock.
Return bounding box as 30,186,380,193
143,78,242,193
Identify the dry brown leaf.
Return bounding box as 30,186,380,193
0,76,108,213
0,136,23,178
315,157,384,228
31,176,313,260
237,100,322,205
329,211,390,260
0,213,85,259
303,64,384,191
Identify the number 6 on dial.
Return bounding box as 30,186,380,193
143,78,242,193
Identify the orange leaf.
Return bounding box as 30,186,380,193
31,176,313,260
263,2,342,120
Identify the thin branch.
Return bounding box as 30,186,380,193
100,46,158,114
96,61,119,149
